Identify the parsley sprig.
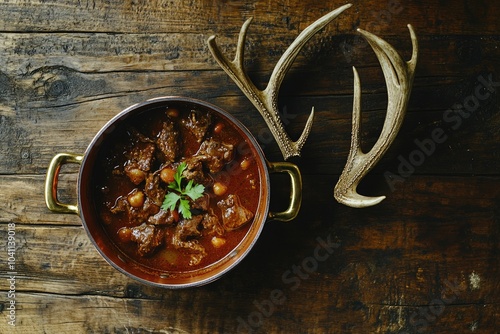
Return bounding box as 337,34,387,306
161,162,205,219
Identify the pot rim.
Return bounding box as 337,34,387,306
77,96,271,288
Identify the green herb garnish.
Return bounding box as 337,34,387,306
161,162,205,219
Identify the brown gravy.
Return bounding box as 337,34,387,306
93,102,261,273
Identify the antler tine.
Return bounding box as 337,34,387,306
207,18,258,94
266,3,353,91
334,24,419,208
208,4,352,160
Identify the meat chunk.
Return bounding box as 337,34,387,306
182,109,211,143
171,236,206,266
148,209,177,226
175,215,203,241
192,194,210,212
144,172,166,207
171,215,206,265
110,196,160,225
181,157,211,186
202,210,224,236
217,194,254,231
130,223,165,256
110,195,128,214
195,138,234,173
124,141,156,184
156,120,180,163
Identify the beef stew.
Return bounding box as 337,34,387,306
94,102,261,272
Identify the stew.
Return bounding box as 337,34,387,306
94,102,261,272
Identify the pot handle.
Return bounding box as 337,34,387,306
267,161,302,222
45,153,83,215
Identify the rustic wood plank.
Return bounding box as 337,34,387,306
0,291,498,333
0,32,498,75
0,31,498,175
1,88,499,175
1,168,499,328
0,224,133,295
0,174,81,225
1,175,498,301
0,0,499,36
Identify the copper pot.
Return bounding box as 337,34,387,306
45,96,301,288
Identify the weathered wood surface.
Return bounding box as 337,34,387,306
1,1,499,333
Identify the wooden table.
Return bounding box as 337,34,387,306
1,1,499,333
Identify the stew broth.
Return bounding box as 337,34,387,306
93,102,261,273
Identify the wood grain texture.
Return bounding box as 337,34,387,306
0,1,499,333
1,174,500,333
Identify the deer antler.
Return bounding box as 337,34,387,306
207,4,352,160
334,25,418,208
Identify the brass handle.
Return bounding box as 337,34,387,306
45,153,83,215
267,161,302,222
